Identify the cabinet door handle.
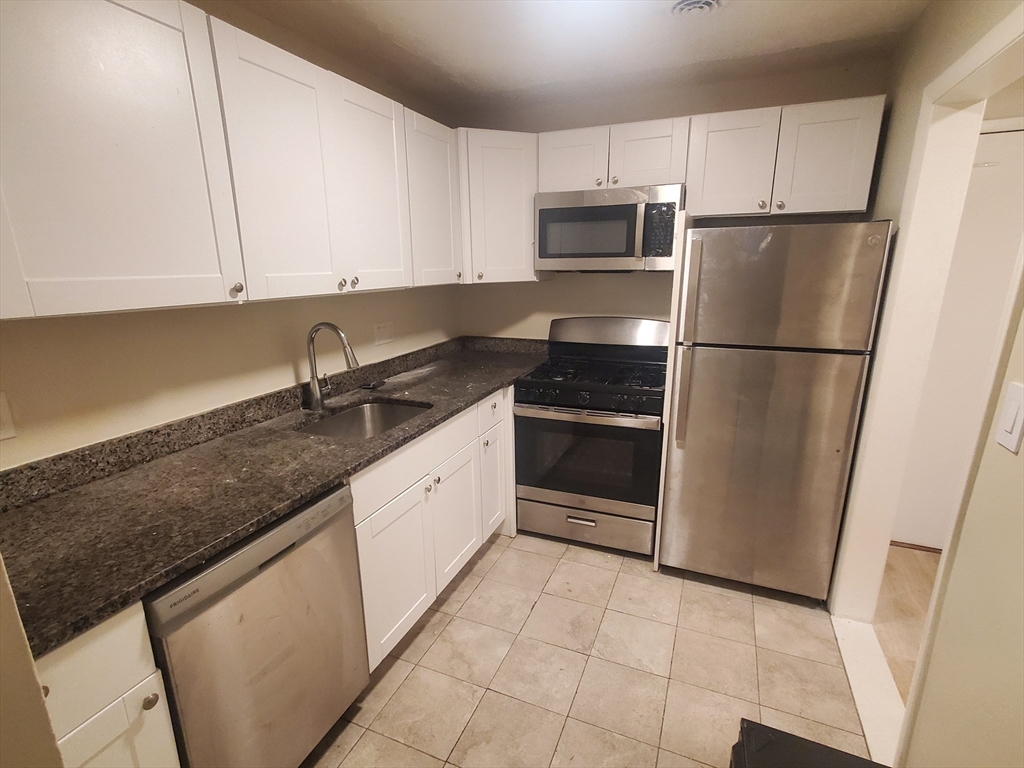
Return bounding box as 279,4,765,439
491,402,497,411
595,178,603,187
338,279,347,290
351,276,360,287
456,272,462,281
434,475,442,485
611,176,619,185
775,200,786,211
757,200,768,210
425,483,432,493
142,693,160,711
482,439,489,447
477,272,484,280
232,282,244,294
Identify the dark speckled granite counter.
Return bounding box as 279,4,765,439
0,344,544,657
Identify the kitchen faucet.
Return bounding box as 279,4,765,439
306,322,359,411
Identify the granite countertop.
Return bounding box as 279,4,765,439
0,348,543,657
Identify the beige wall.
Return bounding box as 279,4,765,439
463,54,891,133
457,272,674,339
0,286,459,470
0,554,62,768
873,0,1024,224
900,303,1024,768
829,0,1023,622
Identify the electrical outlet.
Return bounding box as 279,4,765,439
0,392,16,441
374,321,394,346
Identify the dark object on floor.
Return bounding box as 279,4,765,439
730,719,885,768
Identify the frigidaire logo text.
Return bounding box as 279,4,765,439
169,588,200,610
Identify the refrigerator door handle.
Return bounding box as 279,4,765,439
680,237,702,342
675,346,693,445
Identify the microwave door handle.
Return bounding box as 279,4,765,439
634,202,645,260
674,346,692,446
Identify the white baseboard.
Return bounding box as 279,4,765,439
832,617,906,766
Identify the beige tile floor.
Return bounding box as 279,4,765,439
303,533,869,768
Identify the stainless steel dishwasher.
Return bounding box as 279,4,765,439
144,485,369,768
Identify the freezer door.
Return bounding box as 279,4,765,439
660,346,867,599
681,222,891,350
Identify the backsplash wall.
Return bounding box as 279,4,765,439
457,271,675,339
0,286,459,470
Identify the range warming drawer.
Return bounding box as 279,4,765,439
517,498,654,555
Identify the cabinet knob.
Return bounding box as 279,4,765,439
595,178,603,187
757,200,768,210
425,483,432,493
775,200,786,211
456,272,462,281
491,402,497,411
41,685,49,698
477,272,484,280
611,176,619,185
338,279,347,290
351,276,360,287
434,475,442,485
232,282,244,295
483,439,490,447
142,693,160,711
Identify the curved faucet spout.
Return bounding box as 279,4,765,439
306,322,360,412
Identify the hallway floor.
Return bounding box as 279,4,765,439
873,543,942,702
304,533,870,768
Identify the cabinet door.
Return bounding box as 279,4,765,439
0,1,244,316
405,109,462,286
429,442,482,593
325,79,412,292
211,18,341,300
57,672,178,768
464,129,538,284
355,480,435,670
772,96,885,214
685,107,781,217
608,118,689,188
538,126,610,192
479,424,505,538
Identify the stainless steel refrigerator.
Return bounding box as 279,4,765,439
660,221,893,600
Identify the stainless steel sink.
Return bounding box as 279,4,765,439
299,401,431,442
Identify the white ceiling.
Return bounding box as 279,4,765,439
215,0,929,123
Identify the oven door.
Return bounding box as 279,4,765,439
514,405,662,521
535,190,645,272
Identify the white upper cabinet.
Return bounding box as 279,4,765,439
538,118,689,193
405,109,463,286
686,107,782,217
324,80,412,292
0,0,245,317
211,18,340,301
460,129,538,284
538,127,611,193
608,118,690,189
771,95,886,214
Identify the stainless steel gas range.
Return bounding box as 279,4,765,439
513,316,669,555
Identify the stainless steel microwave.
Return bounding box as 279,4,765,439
534,184,683,272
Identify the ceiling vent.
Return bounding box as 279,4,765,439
671,0,722,16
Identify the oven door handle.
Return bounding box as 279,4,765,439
513,404,662,431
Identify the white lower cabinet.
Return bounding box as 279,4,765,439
355,479,435,670
35,603,179,768
479,423,506,537
429,442,482,593
353,387,513,671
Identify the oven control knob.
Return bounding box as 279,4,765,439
578,392,591,405
546,389,559,402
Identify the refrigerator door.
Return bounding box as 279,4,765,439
680,222,891,351
661,346,867,599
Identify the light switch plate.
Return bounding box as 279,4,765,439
996,381,1023,453
374,322,394,346
0,392,16,441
